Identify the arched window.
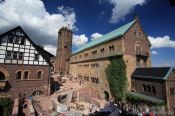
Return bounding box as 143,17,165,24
16,71,22,80
170,87,174,96
133,30,137,38
152,86,156,95
37,71,43,79
143,84,146,92
135,42,141,54
147,85,151,92
87,76,89,81
138,32,141,39
96,77,99,84
23,71,29,80
136,59,140,67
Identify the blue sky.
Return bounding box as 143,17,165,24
0,0,175,67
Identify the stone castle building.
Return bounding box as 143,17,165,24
0,26,53,99
132,67,175,111
56,16,151,99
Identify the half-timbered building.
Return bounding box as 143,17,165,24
0,26,53,99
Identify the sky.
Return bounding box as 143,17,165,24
0,0,175,67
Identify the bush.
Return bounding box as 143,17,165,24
126,93,165,106
105,56,127,101
0,97,13,116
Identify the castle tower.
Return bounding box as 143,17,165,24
55,27,72,75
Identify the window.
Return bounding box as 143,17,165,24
138,32,141,38
92,50,97,55
136,46,141,54
13,52,18,60
23,71,29,80
16,31,22,36
87,76,89,81
16,71,22,80
79,55,82,58
143,84,146,91
15,38,20,44
19,52,24,60
101,48,104,53
147,85,151,92
34,54,39,61
20,38,25,45
133,30,137,38
6,51,12,59
152,86,156,95
136,59,140,67
170,87,174,96
37,71,42,79
143,59,147,67
109,45,114,51
84,53,88,57
8,35,14,43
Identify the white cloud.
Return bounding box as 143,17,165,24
73,34,88,47
0,0,76,54
148,35,175,49
44,45,57,55
151,51,159,55
107,0,146,23
91,33,103,40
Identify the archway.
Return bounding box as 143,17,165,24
0,67,9,79
104,91,109,101
50,82,61,94
0,71,5,80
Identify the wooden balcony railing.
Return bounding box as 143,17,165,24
136,51,149,57
0,80,7,89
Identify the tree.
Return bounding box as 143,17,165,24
106,56,127,101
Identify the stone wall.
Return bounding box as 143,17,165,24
123,21,151,90
165,70,175,111
69,59,111,99
131,79,165,100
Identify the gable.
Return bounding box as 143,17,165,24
167,69,175,81
123,20,151,55
0,26,51,66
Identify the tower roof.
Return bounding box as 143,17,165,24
72,19,136,55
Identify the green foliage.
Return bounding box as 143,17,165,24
126,93,165,106
105,56,127,101
0,98,13,116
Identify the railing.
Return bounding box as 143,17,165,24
0,80,7,89
136,51,149,57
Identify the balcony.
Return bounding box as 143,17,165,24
0,80,7,89
136,51,149,57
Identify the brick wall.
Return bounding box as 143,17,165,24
0,64,50,99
